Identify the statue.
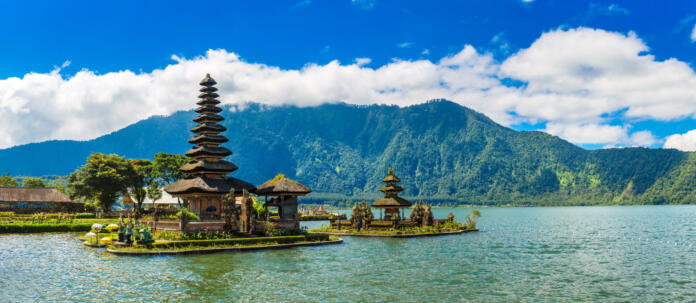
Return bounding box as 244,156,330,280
223,188,238,233
410,202,425,225
139,226,154,245
125,216,134,244
350,203,362,230
117,214,125,242
423,204,434,226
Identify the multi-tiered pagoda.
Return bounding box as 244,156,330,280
372,168,412,220
164,74,255,222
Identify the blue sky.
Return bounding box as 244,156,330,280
0,0,696,150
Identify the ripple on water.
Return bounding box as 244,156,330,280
2,206,696,302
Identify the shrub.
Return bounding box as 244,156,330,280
75,212,96,218
176,209,200,221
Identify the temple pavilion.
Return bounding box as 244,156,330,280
372,168,412,220
164,74,255,224
256,174,311,229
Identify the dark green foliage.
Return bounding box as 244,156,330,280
2,100,696,205
0,223,92,233
22,177,47,188
0,175,19,188
67,153,139,212
151,152,190,185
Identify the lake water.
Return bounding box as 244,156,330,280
2,206,696,302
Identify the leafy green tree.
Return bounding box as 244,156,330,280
48,177,69,194
146,181,163,204
0,175,19,188
151,152,190,184
129,159,153,217
67,153,138,214
22,177,47,188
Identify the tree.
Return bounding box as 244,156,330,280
151,152,190,185
68,153,138,214
146,181,163,205
48,177,69,194
147,181,164,230
22,177,46,188
0,175,19,188
129,159,153,217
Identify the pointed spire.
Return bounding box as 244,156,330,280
180,74,237,178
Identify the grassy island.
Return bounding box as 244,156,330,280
311,201,482,238
104,234,342,255
311,221,478,237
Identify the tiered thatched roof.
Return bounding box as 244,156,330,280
373,168,411,208
256,174,311,196
164,74,255,196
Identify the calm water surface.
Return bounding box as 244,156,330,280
2,206,696,302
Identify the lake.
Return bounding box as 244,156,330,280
1,206,696,302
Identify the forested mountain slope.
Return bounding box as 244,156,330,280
0,100,692,205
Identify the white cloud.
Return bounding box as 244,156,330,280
1,27,695,150
501,27,696,125
664,130,696,151
421,49,430,55
397,42,413,49
692,24,696,42
354,58,371,66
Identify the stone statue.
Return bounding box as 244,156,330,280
423,204,434,226
118,214,125,242
410,202,425,225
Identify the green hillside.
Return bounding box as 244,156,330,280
0,100,693,205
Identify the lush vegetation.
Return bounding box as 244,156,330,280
0,223,93,233
3,100,696,206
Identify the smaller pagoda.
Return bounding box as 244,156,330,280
256,174,311,229
372,168,412,220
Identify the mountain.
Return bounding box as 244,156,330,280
1,100,695,206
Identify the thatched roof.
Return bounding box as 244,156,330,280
164,176,255,195
185,146,232,158
0,188,77,203
191,123,226,134
382,168,401,183
193,114,224,123
188,135,228,145
372,196,412,208
200,73,217,86
256,174,311,196
180,159,238,174
195,106,222,114
380,185,404,193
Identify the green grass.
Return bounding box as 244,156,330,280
0,223,94,233
107,234,335,253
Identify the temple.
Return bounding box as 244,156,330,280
164,74,255,230
256,174,311,229
372,168,412,220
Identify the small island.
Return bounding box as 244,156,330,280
310,169,480,237
80,74,341,255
